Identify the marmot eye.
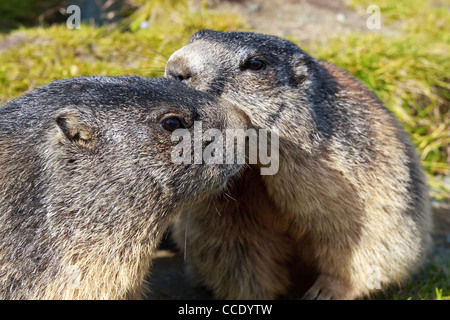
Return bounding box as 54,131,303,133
245,59,266,71
161,117,183,132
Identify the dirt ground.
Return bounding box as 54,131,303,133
146,0,450,300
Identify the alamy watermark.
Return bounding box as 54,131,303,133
66,5,81,29
366,5,381,30
65,264,81,289
365,262,382,290
170,121,279,176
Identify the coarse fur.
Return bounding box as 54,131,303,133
165,30,433,299
0,76,248,299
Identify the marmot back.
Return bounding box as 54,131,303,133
0,76,247,299
165,30,432,299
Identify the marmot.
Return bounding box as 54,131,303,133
165,30,433,299
0,75,248,299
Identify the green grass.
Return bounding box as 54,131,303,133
0,0,247,102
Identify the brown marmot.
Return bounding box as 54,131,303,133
0,75,248,299
165,30,433,299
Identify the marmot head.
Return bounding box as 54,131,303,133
165,30,332,149
0,76,248,244
0,76,251,299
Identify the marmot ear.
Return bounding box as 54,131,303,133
55,112,95,149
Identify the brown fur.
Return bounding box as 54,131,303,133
0,76,248,299
165,30,432,299
172,168,294,299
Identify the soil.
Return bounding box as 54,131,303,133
211,0,369,43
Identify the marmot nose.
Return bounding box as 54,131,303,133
166,67,192,84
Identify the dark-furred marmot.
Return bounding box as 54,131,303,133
165,30,432,299
0,76,248,299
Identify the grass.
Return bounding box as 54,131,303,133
0,0,448,300
0,0,247,101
